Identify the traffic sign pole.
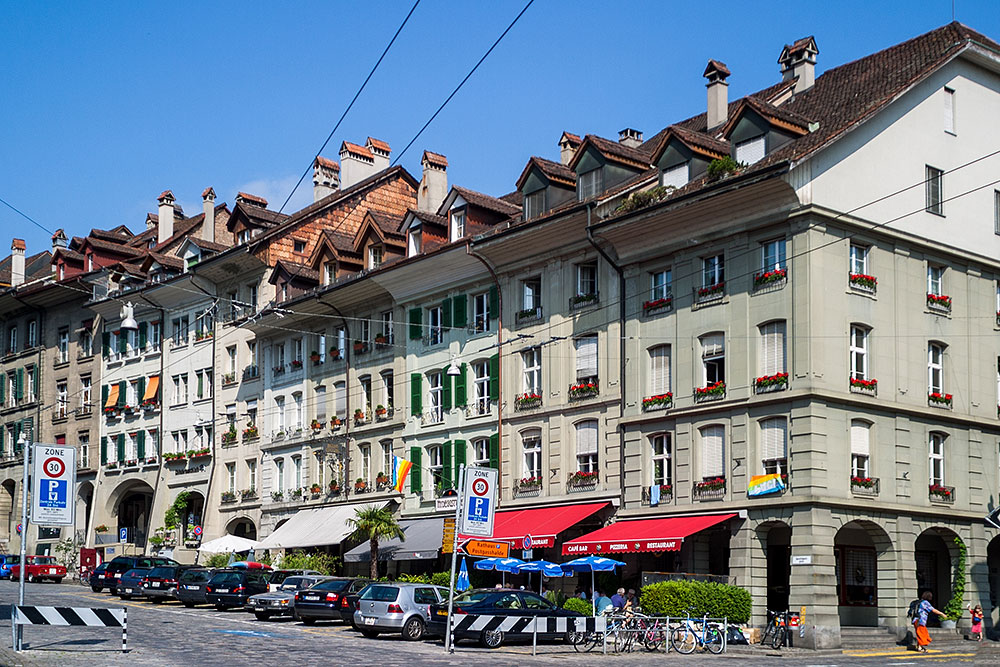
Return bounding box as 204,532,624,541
444,463,466,654
15,436,30,651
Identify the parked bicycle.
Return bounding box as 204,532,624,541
760,609,789,649
670,609,726,654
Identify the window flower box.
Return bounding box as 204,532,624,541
928,392,952,407
124,459,138,468
928,484,954,503
569,293,599,310
290,359,303,370
141,399,159,411
849,377,877,395
95,525,109,533
515,307,542,324
926,293,951,312
189,448,210,459
849,273,877,292
329,348,342,361
330,417,342,430
643,484,673,504
353,342,369,355
145,456,157,465
754,372,789,393
103,406,120,417
271,491,284,502
163,452,186,462
309,352,321,363
568,381,599,400
753,268,787,289
310,419,324,432
375,405,389,421
353,409,366,425
355,479,368,492
309,484,322,496
328,482,341,496
850,476,879,496
376,474,390,490
221,491,237,503
194,330,214,341
693,477,726,500
221,430,237,446
694,381,726,402
514,393,542,410
642,296,673,315
642,393,673,411
290,488,303,499
222,372,236,385
568,471,598,488
695,282,725,303
515,477,542,497
240,488,257,501
242,425,258,441
272,365,285,375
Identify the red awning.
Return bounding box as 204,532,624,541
561,513,737,555
460,502,608,549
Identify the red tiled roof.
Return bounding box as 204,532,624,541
569,133,652,172
158,190,174,201
422,151,448,168
202,186,216,198
703,59,731,78
720,96,811,139
340,141,372,159
366,137,391,153
515,156,577,190
499,190,523,207
271,259,320,284
236,192,268,207
11,239,25,250
315,156,340,170
0,250,51,284
446,185,523,217
559,131,581,146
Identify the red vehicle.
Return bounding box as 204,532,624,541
10,555,66,583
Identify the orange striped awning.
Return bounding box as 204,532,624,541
104,384,119,408
143,375,159,402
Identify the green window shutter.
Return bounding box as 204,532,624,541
137,430,146,459
452,295,467,328
409,446,423,494
197,372,203,398
455,363,467,407
101,384,109,408
0,375,5,405
15,368,23,401
441,298,452,331
489,286,499,317
454,439,466,483
489,354,500,401
442,441,452,490
13,422,21,452
489,433,499,470
118,332,127,355
138,322,147,348
408,308,422,340
0,426,4,455
117,381,126,408
116,434,125,462
441,368,452,411
32,365,39,397
410,374,422,416
137,377,145,404
101,436,107,465
102,332,110,358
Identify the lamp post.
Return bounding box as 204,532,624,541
15,432,29,650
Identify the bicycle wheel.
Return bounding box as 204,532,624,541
760,621,775,646
642,623,666,651
671,627,697,654
771,626,786,649
705,625,725,654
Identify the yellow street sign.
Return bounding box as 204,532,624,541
462,539,510,558
442,518,456,554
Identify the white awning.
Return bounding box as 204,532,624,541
254,501,388,550
198,534,258,554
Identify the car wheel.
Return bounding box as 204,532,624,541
215,604,228,611
481,629,504,649
254,612,271,621
361,629,380,639
26,574,34,583
91,586,103,593
53,579,62,585
183,601,195,608
150,597,162,604
402,616,425,641
301,617,316,626
120,594,131,600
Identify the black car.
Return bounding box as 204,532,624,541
174,568,216,608
204,569,269,610
428,589,581,648
293,578,369,625
338,580,376,626
89,563,109,592
104,555,178,595
143,565,194,602
117,568,153,599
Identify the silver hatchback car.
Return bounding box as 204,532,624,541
353,583,447,641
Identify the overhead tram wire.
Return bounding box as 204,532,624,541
0,195,56,236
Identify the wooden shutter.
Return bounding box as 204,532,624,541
489,286,499,317
454,439,466,482
137,430,146,459
0,374,4,404
441,298,452,331
701,426,725,478
116,434,126,462
118,332,127,355
850,421,870,456
489,354,499,400
760,418,787,461
137,377,146,404
442,441,453,489
32,366,39,397
408,308,422,340
101,436,108,465
102,332,110,358
101,384,108,408
489,433,499,470
441,369,452,411
138,322,147,349
15,368,23,401
761,322,786,375
409,446,422,493
454,363,468,407
0,426,4,455
452,295,467,328
650,345,670,394
576,420,598,457
410,374,422,416
575,336,598,379
117,381,126,408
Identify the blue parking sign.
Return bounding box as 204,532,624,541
38,479,67,508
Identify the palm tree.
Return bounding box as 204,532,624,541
347,506,405,580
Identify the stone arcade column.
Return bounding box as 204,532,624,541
789,505,841,649
728,517,767,625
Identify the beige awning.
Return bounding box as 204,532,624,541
254,501,388,550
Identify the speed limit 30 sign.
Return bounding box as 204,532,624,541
460,466,497,538
31,444,76,526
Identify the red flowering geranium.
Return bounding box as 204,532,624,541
642,393,673,410
695,381,726,397
926,293,952,308
569,381,599,399
642,297,672,313
849,377,877,390
754,372,789,388
928,392,952,405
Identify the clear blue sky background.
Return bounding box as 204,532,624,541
2,1,998,254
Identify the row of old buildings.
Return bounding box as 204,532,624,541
3,21,1000,647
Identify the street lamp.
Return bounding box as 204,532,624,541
446,358,462,376
119,302,139,331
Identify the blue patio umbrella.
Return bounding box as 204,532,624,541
473,557,525,586
560,556,626,616
512,560,564,593
456,557,471,592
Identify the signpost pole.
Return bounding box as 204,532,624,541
16,435,30,651
444,463,466,653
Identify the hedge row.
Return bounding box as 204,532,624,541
638,580,751,623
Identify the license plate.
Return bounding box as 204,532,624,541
185,585,198,590
151,582,161,587
436,610,448,616
98,575,105,579
304,595,319,601
49,568,57,574
364,617,376,625
216,588,229,593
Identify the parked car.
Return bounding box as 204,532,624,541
340,586,368,626
9,556,66,583
0,554,18,579
428,588,581,648
293,578,370,625
174,568,216,608
117,568,153,599
142,565,194,602
266,569,321,592
88,562,110,592
104,555,178,595
353,583,448,641
204,569,269,610
246,575,329,621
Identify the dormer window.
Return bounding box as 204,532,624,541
578,168,603,200
369,246,383,270
735,135,766,165
148,240,155,249
451,210,466,241
661,163,689,189
238,230,250,244
323,263,336,286
524,191,545,220
293,240,306,253
186,253,200,270
408,227,422,257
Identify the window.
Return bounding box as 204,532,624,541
927,265,944,296
761,239,786,272
126,378,138,407
522,431,542,480
576,262,597,297
700,333,725,385
928,343,945,394
125,432,137,461
651,433,672,487
226,404,236,429
574,335,598,383
79,434,90,469
427,306,443,345
850,420,871,478
275,459,285,493
292,338,303,364
80,376,92,412
25,366,35,403
703,254,724,287
126,328,139,358
334,328,345,359
293,239,306,253
194,425,212,449
27,321,37,349
849,326,869,381
358,377,372,414
427,372,442,422
649,345,671,395
6,372,15,408
246,399,258,427
227,346,237,374
358,444,370,482
650,270,671,301
472,292,490,332
522,347,541,394
700,425,725,480
293,455,302,488
380,371,393,409
575,420,598,473
929,433,945,485
227,463,236,493
247,459,257,491
523,190,545,219
172,373,188,404
171,316,189,346
275,342,286,370
427,445,443,489
359,319,371,348
171,429,188,454
195,369,212,400
314,385,327,422
8,326,16,354
334,381,346,419
472,438,490,467
369,246,383,270
451,210,466,240
238,229,250,244
291,392,303,430
79,329,93,357
275,396,285,431
578,168,603,200
380,310,393,344
926,165,944,215
149,429,158,458
944,87,955,133
149,322,161,352
661,162,688,189
760,417,788,476
995,191,1000,236
473,361,490,415
735,135,765,164
56,382,67,418
759,321,787,376
248,283,259,309
408,227,422,256
522,277,541,312
324,262,336,286
849,243,869,276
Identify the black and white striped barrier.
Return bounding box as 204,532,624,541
10,606,127,653
451,614,606,634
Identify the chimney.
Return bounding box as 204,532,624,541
202,187,216,243
618,128,643,148
10,239,25,287
366,137,391,172
558,132,581,165
312,156,341,202
779,36,818,95
339,141,376,189
157,190,175,246
704,59,731,129
235,192,268,209
418,151,448,213
51,229,67,251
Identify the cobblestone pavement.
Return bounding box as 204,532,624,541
0,581,997,665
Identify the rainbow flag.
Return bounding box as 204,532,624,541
747,473,786,497
392,455,413,492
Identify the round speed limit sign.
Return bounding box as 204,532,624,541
471,477,490,496
43,457,66,478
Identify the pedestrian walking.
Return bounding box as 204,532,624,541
912,591,946,652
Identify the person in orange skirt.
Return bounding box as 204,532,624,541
913,591,946,652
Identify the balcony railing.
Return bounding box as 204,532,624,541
242,365,259,381
569,293,599,311
752,267,788,292
420,410,443,426
929,484,955,503
850,476,879,496
514,394,542,411
567,472,599,493
642,484,673,505
693,382,726,403
466,402,492,418
568,380,599,402
513,480,542,498
514,307,542,326
693,478,726,501
694,282,725,305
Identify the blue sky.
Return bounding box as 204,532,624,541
2,1,998,254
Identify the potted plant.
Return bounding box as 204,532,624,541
310,483,322,495
271,491,284,502
375,404,387,418
240,488,257,500
353,341,365,353
697,282,725,298
309,350,321,363
376,472,390,488
354,408,365,423
754,373,789,391
329,481,341,495
330,347,341,360
374,333,387,347
642,296,672,313
290,359,303,369
753,267,788,288
926,293,952,309
851,476,877,489
355,478,368,492
928,392,953,406
929,484,953,500
191,447,210,459
642,393,673,411
221,490,237,503
95,525,109,533
310,419,323,431
222,425,237,445
290,488,303,499
272,364,284,374
242,424,259,440
330,416,342,429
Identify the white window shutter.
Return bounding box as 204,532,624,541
760,322,786,375
650,345,671,394
850,421,870,456
944,88,954,133
735,135,766,165
661,163,689,189
576,420,598,455
334,382,346,417
576,336,598,379
701,333,724,358
701,425,725,478
760,418,787,461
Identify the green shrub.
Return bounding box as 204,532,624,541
639,580,751,623
562,597,594,616
706,156,743,179
546,589,567,608
274,551,340,575
943,537,967,621
615,185,673,214
203,553,232,568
